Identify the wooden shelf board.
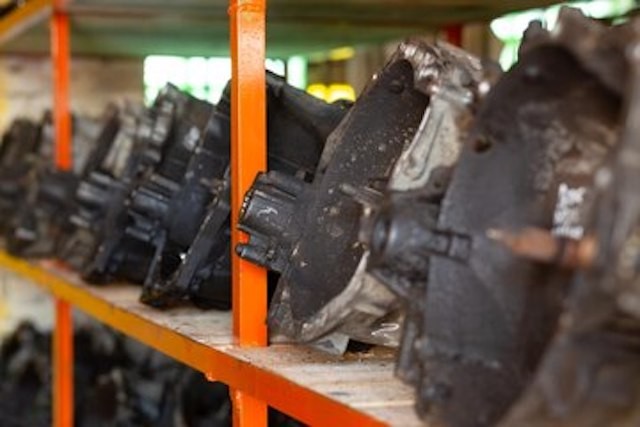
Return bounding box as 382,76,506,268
0,250,421,426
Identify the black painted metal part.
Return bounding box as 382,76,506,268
81,86,216,285
501,10,640,427
0,116,47,232
364,9,624,426
5,113,104,258
139,73,348,309
62,86,186,273
237,40,481,350
62,73,346,314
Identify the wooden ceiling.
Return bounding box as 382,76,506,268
0,0,562,57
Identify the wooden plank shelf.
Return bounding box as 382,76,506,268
0,250,421,427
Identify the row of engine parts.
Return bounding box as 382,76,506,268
1,5,639,426
0,321,303,426
0,73,348,311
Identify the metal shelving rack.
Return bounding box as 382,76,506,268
0,1,420,426
0,1,561,426
0,252,418,427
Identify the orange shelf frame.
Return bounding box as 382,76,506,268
0,1,422,426
51,0,74,426
0,251,420,426
229,1,268,425
0,0,51,44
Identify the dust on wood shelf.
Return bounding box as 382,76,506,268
0,250,421,427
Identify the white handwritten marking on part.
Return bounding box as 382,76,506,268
552,183,587,239
257,206,278,217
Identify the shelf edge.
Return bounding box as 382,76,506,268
0,0,52,45
0,250,390,427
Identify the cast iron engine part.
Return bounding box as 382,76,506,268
124,72,347,310
80,86,214,285
60,87,183,271
59,104,136,268
236,40,481,351
6,113,104,257
363,8,624,426
497,11,640,427
56,84,192,274
0,116,46,231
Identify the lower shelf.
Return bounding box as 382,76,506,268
0,250,421,427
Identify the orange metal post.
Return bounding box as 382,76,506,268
231,389,268,427
51,1,74,426
229,1,268,426
229,0,268,348
51,0,71,170
53,299,74,427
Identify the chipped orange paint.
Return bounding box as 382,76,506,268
229,2,268,426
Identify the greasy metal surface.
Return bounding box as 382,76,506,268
6,115,103,258
80,86,204,284
238,40,447,346
500,11,640,427
0,118,42,231
345,41,482,348
366,8,623,426
141,74,346,309
0,0,562,57
423,46,619,427
61,88,179,272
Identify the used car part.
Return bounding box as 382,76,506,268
0,117,46,231
6,113,104,257
139,72,348,309
237,40,481,351
60,87,180,271
82,87,214,284
365,9,623,426
499,10,640,427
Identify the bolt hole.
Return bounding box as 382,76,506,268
473,136,492,153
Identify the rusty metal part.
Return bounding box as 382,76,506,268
138,73,348,309
500,12,640,427
487,227,597,270
364,8,624,426
237,40,481,349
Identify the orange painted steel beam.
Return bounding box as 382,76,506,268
53,299,74,427
51,0,72,171
229,0,268,347
0,0,51,44
0,251,387,427
51,1,74,426
229,1,268,425
231,389,268,427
